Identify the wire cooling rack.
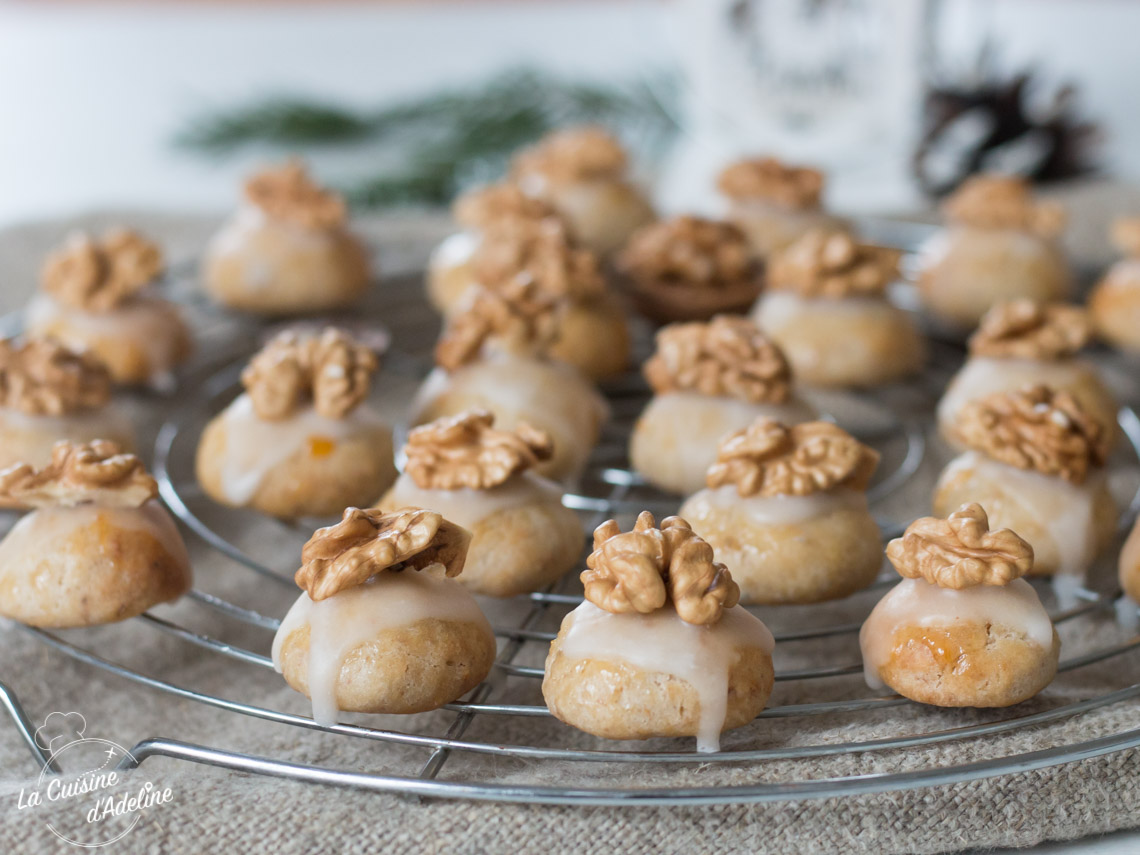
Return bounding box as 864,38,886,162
3,253,1140,807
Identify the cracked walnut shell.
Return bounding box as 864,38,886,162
887,503,1034,589
955,385,1107,484
768,230,900,299
968,300,1091,361
706,419,879,498
404,409,553,491
42,229,164,312
296,506,471,601
643,316,792,404
582,511,740,626
241,327,377,420
244,161,346,230
0,337,111,416
0,440,157,509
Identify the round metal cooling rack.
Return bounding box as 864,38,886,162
4,266,1140,806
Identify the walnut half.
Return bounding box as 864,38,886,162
0,440,157,509
643,315,793,404
243,161,346,230
0,337,111,416
434,278,560,371
968,300,1091,361
706,418,879,498
41,229,164,312
886,503,1034,589
296,506,471,601
943,174,1065,237
510,126,628,185
582,511,740,626
241,327,377,421
716,157,824,209
768,230,899,299
955,385,1107,484
404,409,553,491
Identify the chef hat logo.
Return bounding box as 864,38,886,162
34,711,87,755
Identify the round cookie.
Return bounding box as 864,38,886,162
547,293,631,382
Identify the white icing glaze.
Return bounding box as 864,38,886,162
682,484,867,526
0,499,190,572
937,356,1103,431
207,205,340,291
26,292,185,389
214,394,388,505
938,452,1103,579
0,405,135,464
385,471,563,529
859,577,1054,691
556,600,774,753
271,567,492,725
430,230,479,272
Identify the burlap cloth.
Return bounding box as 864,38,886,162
1,204,1139,855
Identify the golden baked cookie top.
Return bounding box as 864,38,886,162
955,384,1107,484
243,161,346,230
582,511,740,626
942,174,1064,237
617,215,756,291
706,418,879,498
404,409,553,491
0,440,156,509
470,216,604,302
886,503,1034,589
42,229,164,312
434,278,560,371
452,183,561,231
767,230,899,299
296,506,471,601
968,299,1091,361
242,327,378,421
510,126,628,185
716,157,823,208
1111,216,1140,258
0,337,111,416
643,315,792,404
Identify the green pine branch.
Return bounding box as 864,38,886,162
173,68,679,207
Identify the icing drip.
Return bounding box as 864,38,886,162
271,567,492,726
215,393,387,505
385,471,563,529
431,231,479,272
682,484,867,526
859,577,1054,690
26,293,184,389
208,205,340,291
939,452,1103,579
557,600,775,753
0,500,189,575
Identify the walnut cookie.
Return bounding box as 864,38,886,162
915,174,1070,329
203,161,372,315
426,182,562,314
861,504,1060,708
751,229,926,387
25,229,191,387
376,410,584,597
679,418,884,604
716,156,846,258
630,315,816,495
542,512,775,751
0,336,135,476
933,385,1117,579
936,299,1120,450
509,126,655,256
0,441,191,628
411,279,607,483
1089,216,1140,353
272,506,496,720
196,328,397,519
